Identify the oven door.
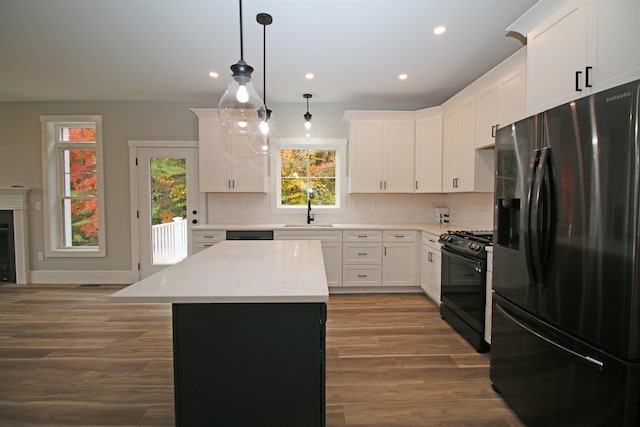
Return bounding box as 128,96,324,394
440,247,486,333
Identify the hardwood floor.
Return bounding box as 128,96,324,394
0,284,524,426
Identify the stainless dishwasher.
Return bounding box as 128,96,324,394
225,230,274,240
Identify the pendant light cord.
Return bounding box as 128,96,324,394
262,20,267,108
239,0,244,60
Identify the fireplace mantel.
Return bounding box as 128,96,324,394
0,187,30,284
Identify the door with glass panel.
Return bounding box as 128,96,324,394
136,147,198,278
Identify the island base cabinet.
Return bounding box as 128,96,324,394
172,302,327,427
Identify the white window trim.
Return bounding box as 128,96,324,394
270,138,347,215
40,115,106,257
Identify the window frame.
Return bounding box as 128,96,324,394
271,138,347,215
40,115,106,257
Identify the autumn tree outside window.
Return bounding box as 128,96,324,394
272,139,347,213
41,116,106,257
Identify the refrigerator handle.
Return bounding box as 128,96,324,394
527,150,542,283
495,303,604,371
530,148,550,285
540,147,555,277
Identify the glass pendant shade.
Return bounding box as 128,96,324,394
218,62,265,136
302,94,315,140
249,112,280,156
303,115,314,140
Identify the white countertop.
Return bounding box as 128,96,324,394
192,223,464,235
111,240,329,304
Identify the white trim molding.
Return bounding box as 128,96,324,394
29,270,137,285
0,186,31,284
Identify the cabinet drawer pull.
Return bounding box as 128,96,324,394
357,274,368,278
585,66,592,88
357,252,368,256
203,235,214,238
394,235,405,238
575,70,583,92
357,235,368,238
204,244,213,247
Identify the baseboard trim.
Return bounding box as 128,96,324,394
29,270,137,284
329,286,423,294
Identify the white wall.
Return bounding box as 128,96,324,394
0,100,493,283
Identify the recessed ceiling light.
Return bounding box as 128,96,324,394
433,26,446,35
398,74,408,80
208,71,219,78
305,73,315,80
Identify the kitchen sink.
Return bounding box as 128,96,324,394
283,224,334,227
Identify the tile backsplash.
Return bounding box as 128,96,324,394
205,191,494,229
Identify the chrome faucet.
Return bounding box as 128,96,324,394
307,190,314,224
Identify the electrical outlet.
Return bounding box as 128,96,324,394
35,201,42,211
433,207,450,224
38,252,44,261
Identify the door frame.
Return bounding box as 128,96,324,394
128,140,204,281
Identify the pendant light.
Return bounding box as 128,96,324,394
218,0,265,136
249,13,280,156
302,93,315,140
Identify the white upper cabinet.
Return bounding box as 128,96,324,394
475,48,527,148
345,111,415,193
524,0,640,114
414,107,443,193
192,109,267,193
442,97,478,192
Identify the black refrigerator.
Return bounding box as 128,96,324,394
490,79,640,426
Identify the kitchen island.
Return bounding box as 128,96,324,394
111,240,328,427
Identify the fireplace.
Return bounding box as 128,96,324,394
0,187,30,284
0,210,16,282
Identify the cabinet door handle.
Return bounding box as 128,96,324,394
232,180,235,189
384,247,387,256
379,181,383,190
491,124,499,138
415,180,419,190
585,66,592,88
575,70,583,92
428,252,433,262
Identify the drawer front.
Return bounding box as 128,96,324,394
343,265,382,286
192,230,226,242
343,243,382,264
383,230,416,243
191,242,220,253
274,230,342,243
343,230,382,242
422,232,441,251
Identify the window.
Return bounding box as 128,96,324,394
41,116,105,257
272,138,347,213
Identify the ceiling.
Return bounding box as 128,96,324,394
0,0,537,109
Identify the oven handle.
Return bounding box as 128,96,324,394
441,247,483,272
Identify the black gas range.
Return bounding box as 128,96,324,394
438,230,493,352
438,230,493,258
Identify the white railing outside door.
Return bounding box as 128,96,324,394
151,217,187,265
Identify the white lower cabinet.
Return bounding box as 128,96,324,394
485,250,493,344
382,231,417,287
190,229,226,255
420,232,442,304
342,231,382,286
275,230,343,287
